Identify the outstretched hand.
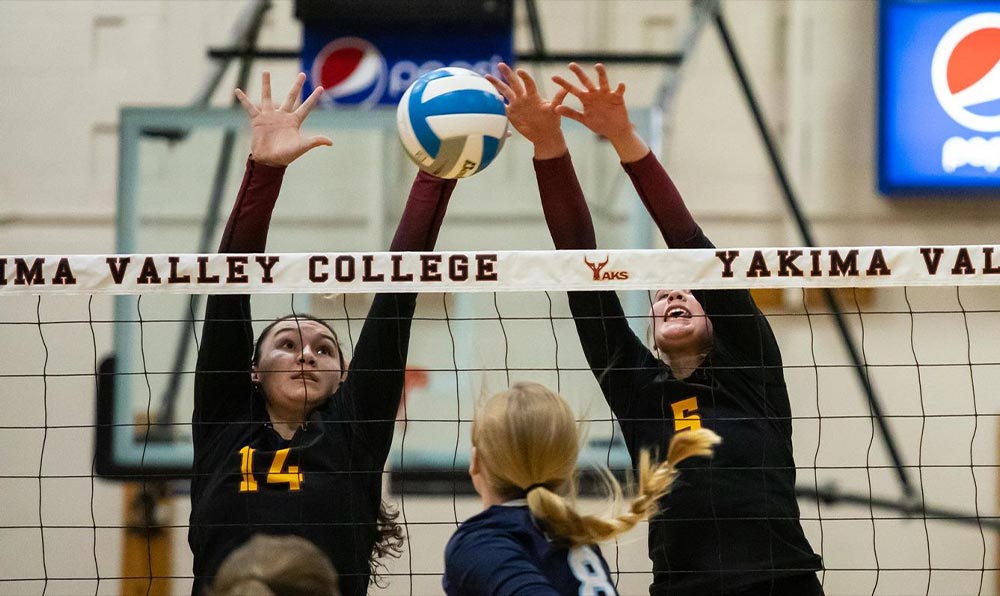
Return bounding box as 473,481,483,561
551,63,632,141
485,63,568,160
552,63,649,163
235,72,333,167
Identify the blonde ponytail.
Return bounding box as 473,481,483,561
526,428,720,546
472,382,720,548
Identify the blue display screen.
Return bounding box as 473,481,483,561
879,0,1000,194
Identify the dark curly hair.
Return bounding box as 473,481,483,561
370,499,406,588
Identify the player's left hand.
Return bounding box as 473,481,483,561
486,63,568,159
552,63,632,142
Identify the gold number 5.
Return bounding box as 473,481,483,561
671,397,701,432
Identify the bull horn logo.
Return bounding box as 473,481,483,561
583,255,610,280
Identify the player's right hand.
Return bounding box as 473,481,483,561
486,63,568,160
235,71,333,167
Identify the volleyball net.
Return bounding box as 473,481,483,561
2,246,999,595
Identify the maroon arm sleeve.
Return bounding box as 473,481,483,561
622,151,782,369
194,157,286,444
218,158,287,253
338,170,457,469
389,170,458,251
223,162,453,254
621,151,703,249
533,153,597,250
532,151,655,420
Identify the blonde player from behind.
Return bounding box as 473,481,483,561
444,382,719,595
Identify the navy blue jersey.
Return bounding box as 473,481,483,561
444,502,617,596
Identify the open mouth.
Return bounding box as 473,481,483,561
665,306,691,321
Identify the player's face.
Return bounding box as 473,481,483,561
650,289,713,355
252,319,343,415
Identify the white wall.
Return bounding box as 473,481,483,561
1,1,998,595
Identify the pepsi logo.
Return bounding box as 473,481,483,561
310,37,387,107
931,13,1000,133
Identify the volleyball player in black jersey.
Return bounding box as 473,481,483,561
444,382,718,596
487,63,823,595
189,72,458,595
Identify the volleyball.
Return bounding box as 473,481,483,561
396,67,508,179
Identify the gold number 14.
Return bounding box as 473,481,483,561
238,446,303,492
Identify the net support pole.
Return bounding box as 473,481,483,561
651,0,719,113
797,484,999,532
524,0,547,57
153,2,271,433
143,0,271,142
712,8,916,501
191,0,272,109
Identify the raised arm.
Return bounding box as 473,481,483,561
194,72,331,441
624,149,776,364
336,163,458,466
554,63,778,364
488,63,655,417
552,63,702,249
484,63,594,250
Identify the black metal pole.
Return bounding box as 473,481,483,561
797,485,995,531
524,0,547,58
713,10,914,501
152,2,271,436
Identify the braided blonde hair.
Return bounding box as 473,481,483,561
473,382,720,547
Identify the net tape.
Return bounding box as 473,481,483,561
3,245,1000,295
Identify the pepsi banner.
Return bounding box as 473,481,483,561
300,18,512,108
879,1,1000,194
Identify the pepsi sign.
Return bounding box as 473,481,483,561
879,1,1000,194
300,24,512,108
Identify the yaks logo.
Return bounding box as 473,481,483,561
583,255,629,281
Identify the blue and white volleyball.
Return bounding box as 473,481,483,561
397,67,508,179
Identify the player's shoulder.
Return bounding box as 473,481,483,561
444,505,544,596
446,504,534,556
454,503,534,538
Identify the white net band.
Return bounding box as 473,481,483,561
3,245,1000,295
